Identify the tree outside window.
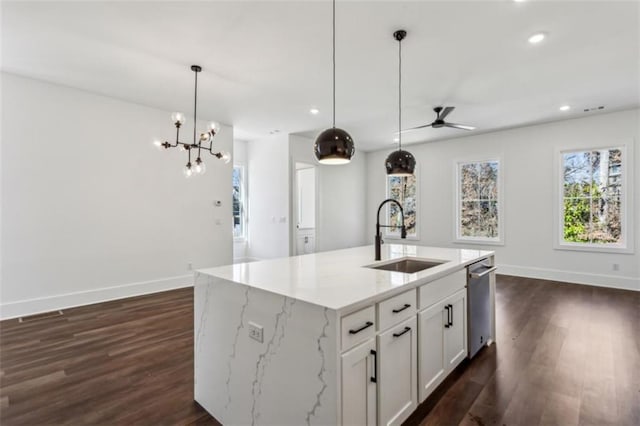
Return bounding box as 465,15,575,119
561,148,623,245
456,160,501,243
387,175,417,237
232,166,246,240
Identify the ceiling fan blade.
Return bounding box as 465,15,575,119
439,106,455,120
444,123,476,131
399,123,434,133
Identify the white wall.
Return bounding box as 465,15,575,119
233,139,248,262
246,134,290,260
289,134,368,253
1,73,233,319
367,109,640,291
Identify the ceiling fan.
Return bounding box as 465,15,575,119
402,106,476,132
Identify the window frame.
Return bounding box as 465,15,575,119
232,164,247,242
385,168,419,240
554,143,634,254
453,157,504,246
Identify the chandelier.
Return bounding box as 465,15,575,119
154,65,230,177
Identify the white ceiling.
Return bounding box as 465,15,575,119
2,0,639,151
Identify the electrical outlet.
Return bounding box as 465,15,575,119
612,263,620,271
187,262,193,271
248,322,263,343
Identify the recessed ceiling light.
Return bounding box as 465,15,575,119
528,32,546,44
310,108,319,115
513,0,527,3
559,105,571,111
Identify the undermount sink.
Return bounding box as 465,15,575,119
367,258,445,274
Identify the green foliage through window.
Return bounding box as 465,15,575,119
562,149,622,244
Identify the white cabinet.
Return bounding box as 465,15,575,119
417,288,467,403
338,267,474,425
444,290,467,371
377,316,417,426
341,339,377,426
417,302,446,402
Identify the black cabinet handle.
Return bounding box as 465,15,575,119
393,326,411,338
370,350,377,383
444,305,450,328
392,303,411,314
349,321,373,335
448,304,453,326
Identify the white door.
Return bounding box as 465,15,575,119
377,316,417,426
444,290,467,372
341,339,377,426
417,302,446,402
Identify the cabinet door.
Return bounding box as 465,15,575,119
444,290,467,372
417,302,445,402
341,339,377,426
377,316,417,426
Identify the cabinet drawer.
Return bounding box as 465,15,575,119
341,306,376,352
378,288,417,332
418,270,466,310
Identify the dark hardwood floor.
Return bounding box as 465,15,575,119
1,276,638,425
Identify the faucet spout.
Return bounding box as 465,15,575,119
375,198,407,261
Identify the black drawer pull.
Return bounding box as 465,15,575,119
448,304,453,326
370,350,377,383
444,305,450,328
349,321,374,335
393,326,411,338
392,303,411,314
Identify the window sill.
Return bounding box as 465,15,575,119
554,242,634,254
384,234,419,241
233,237,247,244
453,238,504,247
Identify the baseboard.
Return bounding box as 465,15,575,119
0,274,194,320
497,264,639,292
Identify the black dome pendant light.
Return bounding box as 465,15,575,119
314,0,355,165
386,30,416,176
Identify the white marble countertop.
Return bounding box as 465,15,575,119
197,244,493,312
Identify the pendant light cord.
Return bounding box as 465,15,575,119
332,0,336,128
398,36,402,151
193,69,198,147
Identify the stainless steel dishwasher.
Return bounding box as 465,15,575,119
467,260,496,358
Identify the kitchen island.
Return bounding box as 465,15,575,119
195,244,494,426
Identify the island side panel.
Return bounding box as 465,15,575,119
194,273,338,426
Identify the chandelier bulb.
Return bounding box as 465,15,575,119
171,112,186,125
220,151,231,164
200,132,211,143
183,162,194,178
194,158,206,174
208,121,221,134
153,139,163,150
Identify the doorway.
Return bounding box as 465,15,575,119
294,162,317,255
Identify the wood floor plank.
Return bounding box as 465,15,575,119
1,277,638,426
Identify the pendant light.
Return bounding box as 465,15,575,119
313,0,355,165
385,30,416,176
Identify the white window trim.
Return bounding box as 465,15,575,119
453,156,504,246
553,142,634,254
233,164,248,242
385,166,420,241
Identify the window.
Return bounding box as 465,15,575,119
386,174,417,238
232,165,246,240
557,146,632,252
455,159,502,244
